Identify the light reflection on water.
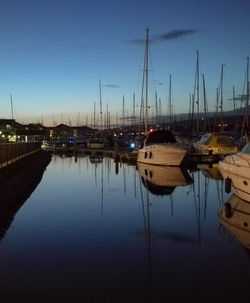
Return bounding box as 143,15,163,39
0,154,250,302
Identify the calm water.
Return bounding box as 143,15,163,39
0,154,250,302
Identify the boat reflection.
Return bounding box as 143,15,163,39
199,164,223,180
0,151,51,240
218,194,250,250
137,163,193,196
89,155,103,164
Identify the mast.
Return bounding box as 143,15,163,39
195,51,200,133
145,29,149,133
10,94,14,120
144,28,149,133
246,56,249,131
213,88,219,132
99,79,103,131
155,90,158,126
122,95,125,128
133,93,136,128
168,74,172,127
159,98,162,128
202,74,209,132
241,56,250,135
106,103,109,130
233,86,236,127
94,102,96,129
218,64,225,128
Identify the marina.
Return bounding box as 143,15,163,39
0,1,250,302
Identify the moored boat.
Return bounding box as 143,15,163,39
87,137,105,149
41,140,55,151
218,141,250,201
137,130,187,166
193,132,237,155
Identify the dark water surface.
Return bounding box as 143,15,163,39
0,154,250,302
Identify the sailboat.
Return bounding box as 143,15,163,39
137,29,187,166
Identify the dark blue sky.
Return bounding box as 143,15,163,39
0,0,249,125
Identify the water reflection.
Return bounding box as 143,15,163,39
1,154,250,302
0,151,51,240
219,194,250,250
137,163,193,196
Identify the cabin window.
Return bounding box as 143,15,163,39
216,137,234,146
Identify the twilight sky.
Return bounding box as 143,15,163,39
0,0,249,126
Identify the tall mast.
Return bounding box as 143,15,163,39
144,28,149,133
233,85,236,127
99,79,103,130
133,93,136,128
246,56,249,131
219,64,225,128
202,74,209,132
168,74,172,126
195,51,200,133
94,102,96,129
155,90,158,125
159,98,162,128
213,88,219,132
106,103,109,130
10,94,14,120
122,95,125,128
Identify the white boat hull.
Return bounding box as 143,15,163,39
137,143,187,166
218,153,250,201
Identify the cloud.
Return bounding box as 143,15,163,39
104,84,119,88
155,80,164,86
157,29,197,41
129,29,197,45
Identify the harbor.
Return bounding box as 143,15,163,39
1,1,250,301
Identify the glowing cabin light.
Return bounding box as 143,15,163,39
130,143,135,149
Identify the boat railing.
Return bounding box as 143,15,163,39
232,153,250,167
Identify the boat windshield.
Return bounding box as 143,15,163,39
199,134,212,145
145,130,176,145
241,144,250,154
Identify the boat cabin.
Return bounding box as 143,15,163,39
143,130,176,147
193,133,237,155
